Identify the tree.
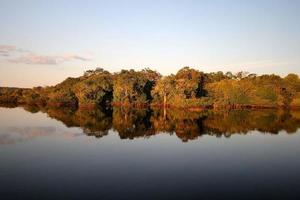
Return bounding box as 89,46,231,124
46,77,80,107
112,69,160,105
284,73,300,92
151,75,176,108
2,67,299,109
74,70,113,107
175,67,205,98
205,71,228,83
236,71,249,80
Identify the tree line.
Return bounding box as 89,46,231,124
1,67,300,109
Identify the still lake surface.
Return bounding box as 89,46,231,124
1,105,300,199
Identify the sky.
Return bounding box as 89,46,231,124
0,0,299,88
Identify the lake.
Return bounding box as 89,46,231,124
1,105,300,199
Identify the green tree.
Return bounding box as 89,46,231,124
151,75,176,108
74,70,113,107
113,69,160,105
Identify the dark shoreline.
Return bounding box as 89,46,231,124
1,101,300,111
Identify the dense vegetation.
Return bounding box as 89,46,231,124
1,67,300,109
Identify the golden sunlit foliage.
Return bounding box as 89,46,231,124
112,68,160,106
1,67,300,109
74,68,113,107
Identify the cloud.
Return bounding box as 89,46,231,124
0,45,16,56
0,44,92,65
0,45,16,52
8,53,58,65
0,45,30,57
0,53,10,57
62,53,91,61
8,53,92,65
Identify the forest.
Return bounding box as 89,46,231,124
1,67,300,109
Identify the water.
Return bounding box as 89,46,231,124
1,105,300,199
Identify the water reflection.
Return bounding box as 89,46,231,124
1,105,300,199
2,104,300,142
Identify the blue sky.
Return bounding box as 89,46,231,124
0,0,299,87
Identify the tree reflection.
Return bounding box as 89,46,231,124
9,104,300,142
151,109,208,142
204,110,300,136
113,107,154,139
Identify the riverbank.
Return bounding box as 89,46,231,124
2,101,300,112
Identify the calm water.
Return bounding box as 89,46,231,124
1,105,300,199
